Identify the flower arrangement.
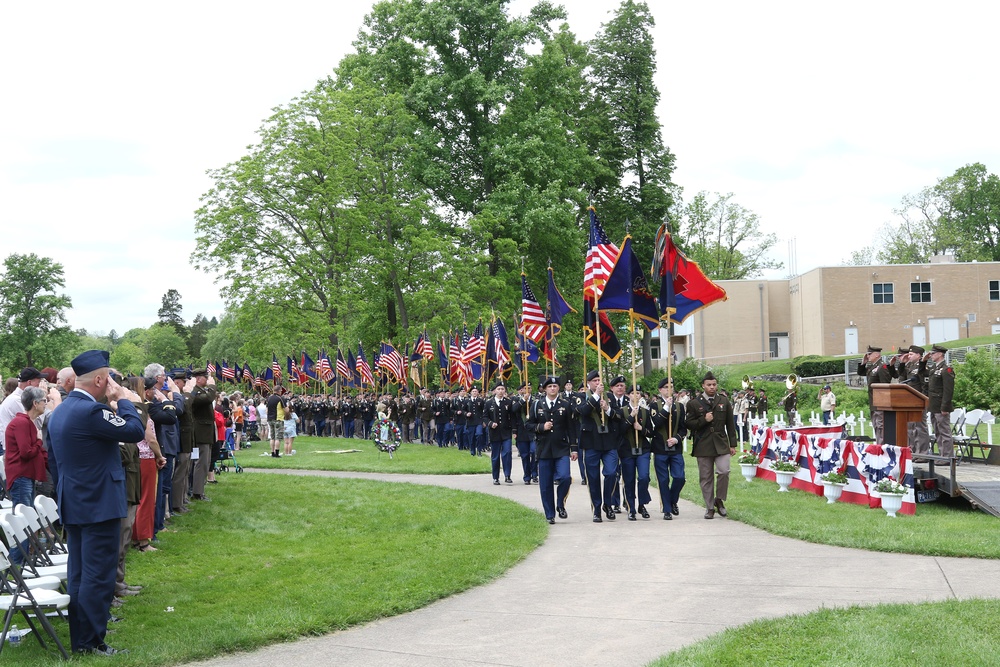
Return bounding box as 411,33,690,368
770,458,799,473
820,470,849,485
372,417,401,456
873,477,907,495
738,451,759,465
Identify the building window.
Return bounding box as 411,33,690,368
990,280,1000,301
910,282,931,303
650,336,661,359
873,283,893,304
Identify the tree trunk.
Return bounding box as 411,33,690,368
641,327,653,376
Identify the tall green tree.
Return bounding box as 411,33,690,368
157,289,185,333
0,253,74,368
678,191,782,280
589,0,676,374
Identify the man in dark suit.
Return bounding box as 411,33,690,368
48,350,146,656
483,382,514,484
528,375,577,524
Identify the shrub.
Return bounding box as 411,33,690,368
791,356,844,378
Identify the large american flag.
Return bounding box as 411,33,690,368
415,331,434,359
520,274,547,342
463,322,484,363
583,206,620,302
356,345,373,387
335,349,350,379
221,361,236,380
379,341,405,383
318,351,334,382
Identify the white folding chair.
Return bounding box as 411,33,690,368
0,544,61,592
0,514,67,582
13,506,69,566
33,496,68,554
0,548,70,660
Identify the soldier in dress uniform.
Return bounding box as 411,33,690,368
650,377,686,519
620,384,652,520
685,371,737,519
564,379,585,485
576,371,624,522
483,382,514,484
398,391,415,443
48,350,146,656
188,368,217,501
511,382,537,483
858,345,892,442
417,387,434,443
927,344,956,458
527,375,577,524
452,388,469,451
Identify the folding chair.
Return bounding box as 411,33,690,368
0,548,70,660
0,514,67,583
13,506,69,566
0,544,62,592
33,496,67,555
940,409,968,460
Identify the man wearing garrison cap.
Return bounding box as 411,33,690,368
927,345,956,458
48,350,146,656
858,345,892,443
684,371,737,520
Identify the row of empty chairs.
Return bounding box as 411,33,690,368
0,496,71,659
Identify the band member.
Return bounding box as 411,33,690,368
858,345,892,442
651,377,686,519
685,371,737,519
527,375,577,524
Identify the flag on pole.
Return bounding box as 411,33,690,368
242,363,254,383
583,206,620,302
334,349,349,380
582,297,623,362
415,330,434,360
271,354,282,382
318,350,335,382
513,317,540,371
222,361,236,382
599,235,661,329
379,341,405,383
301,352,317,380
546,266,576,339
438,339,449,377
651,223,728,324
357,344,374,387
521,274,547,342
347,348,359,388
207,361,217,376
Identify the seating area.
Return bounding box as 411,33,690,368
0,497,73,659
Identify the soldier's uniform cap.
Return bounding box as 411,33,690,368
909,345,925,355
609,375,626,387
541,375,560,388
702,371,716,383
867,345,882,353
70,351,109,377
586,370,600,382
931,344,948,354
192,368,209,377
658,377,672,390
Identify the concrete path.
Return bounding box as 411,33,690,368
192,469,1000,667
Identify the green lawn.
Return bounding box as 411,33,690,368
9,473,544,666
649,599,1000,667
235,434,493,474
674,452,1000,558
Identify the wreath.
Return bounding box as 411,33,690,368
372,417,402,457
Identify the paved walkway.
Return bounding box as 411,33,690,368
192,469,1000,667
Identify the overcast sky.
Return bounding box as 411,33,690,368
2,0,997,335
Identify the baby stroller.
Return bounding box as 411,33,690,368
218,427,243,473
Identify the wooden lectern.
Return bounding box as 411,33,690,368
871,383,929,448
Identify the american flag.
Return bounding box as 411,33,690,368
464,321,484,363
222,361,236,381
492,318,510,368
356,344,374,387
271,354,282,381
448,332,462,384
207,361,217,376
318,351,334,382
520,274,547,342
335,349,350,380
415,331,434,360
458,326,474,384
242,363,253,383
379,341,405,383
583,206,620,302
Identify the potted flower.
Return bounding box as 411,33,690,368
737,450,759,482
770,458,799,492
873,477,908,517
819,470,848,504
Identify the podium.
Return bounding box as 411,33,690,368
871,383,928,448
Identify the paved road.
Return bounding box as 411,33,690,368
191,468,1000,667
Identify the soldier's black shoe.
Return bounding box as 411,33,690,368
557,507,568,519
493,479,500,486
612,505,622,514
604,505,616,521
639,505,650,519
547,518,556,525
593,513,603,523
663,512,673,520
627,512,637,521
671,503,680,516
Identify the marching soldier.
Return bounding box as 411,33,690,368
620,384,652,520
527,375,577,524
483,382,514,484
511,382,537,484
685,371,737,519
576,370,622,522
650,377,686,519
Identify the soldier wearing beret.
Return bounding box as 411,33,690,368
651,377,687,519
927,345,956,458
527,375,578,524
576,370,624,522
685,371,737,519
620,384,652,520
48,350,146,655
858,345,892,443
511,382,537,483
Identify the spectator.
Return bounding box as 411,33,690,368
0,367,44,481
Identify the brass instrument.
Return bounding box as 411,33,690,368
781,374,798,403
741,375,754,390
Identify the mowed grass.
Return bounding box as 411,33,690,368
10,473,545,666
672,452,1000,558
235,434,493,474
650,599,1000,667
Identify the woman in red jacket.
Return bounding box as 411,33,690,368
4,386,50,508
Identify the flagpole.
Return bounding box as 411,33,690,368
629,309,641,451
